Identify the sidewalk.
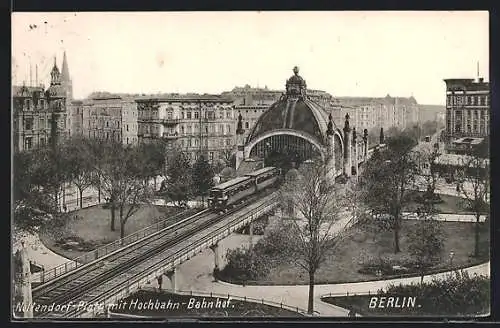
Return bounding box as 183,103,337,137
15,231,74,283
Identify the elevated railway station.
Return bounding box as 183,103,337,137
21,67,385,319
234,66,379,182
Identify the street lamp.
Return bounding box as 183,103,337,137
449,250,455,267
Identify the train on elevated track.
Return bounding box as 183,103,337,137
207,166,282,211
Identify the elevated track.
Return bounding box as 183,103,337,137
32,191,280,318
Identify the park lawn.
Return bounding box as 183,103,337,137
39,204,185,260
405,191,488,215
112,289,303,317
256,221,489,285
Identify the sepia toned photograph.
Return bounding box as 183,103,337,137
11,11,490,320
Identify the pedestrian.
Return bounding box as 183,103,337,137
63,204,67,213
348,306,356,317
157,275,163,291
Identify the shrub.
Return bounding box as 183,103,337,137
382,271,490,315
219,247,270,283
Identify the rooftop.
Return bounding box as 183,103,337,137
452,137,484,145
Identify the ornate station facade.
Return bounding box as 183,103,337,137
234,67,371,182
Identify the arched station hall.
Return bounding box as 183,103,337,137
234,66,372,182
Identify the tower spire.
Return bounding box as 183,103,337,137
61,51,70,82
477,61,480,80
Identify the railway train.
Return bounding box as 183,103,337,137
207,166,281,211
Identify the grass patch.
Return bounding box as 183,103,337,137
405,191,488,215
110,289,303,317
222,221,489,285
39,204,186,261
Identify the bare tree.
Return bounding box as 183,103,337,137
456,141,489,258
219,146,236,168
115,170,154,239
279,160,356,314
417,145,442,196
89,138,126,231
64,137,95,208
360,133,419,253
407,203,444,284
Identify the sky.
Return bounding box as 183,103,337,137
12,11,489,105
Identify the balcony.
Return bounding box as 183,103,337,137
162,132,179,140
160,118,180,125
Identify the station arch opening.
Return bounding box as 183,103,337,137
249,134,322,171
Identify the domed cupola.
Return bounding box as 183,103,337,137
246,67,332,146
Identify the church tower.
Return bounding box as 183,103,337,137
45,56,68,148
60,51,73,101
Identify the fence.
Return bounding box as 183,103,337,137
107,286,308,318
34,208,206,285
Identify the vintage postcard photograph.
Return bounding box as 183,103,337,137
11,11,490,320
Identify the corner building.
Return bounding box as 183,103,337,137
13,58,68,152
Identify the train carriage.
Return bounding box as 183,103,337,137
208,166,281,211
244,166,281,192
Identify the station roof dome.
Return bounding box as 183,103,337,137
246,67,338,146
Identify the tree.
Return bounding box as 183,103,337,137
279,160,355,314
219,147,236,168
114,147,155,239
136,141,166,188
361,133,419,253
192,155,214,206
456,141,489,258
64,137,95,209
407,204,444,283
417,145,442,197
89,138,127,231
212,159,227,176
13,151,60,235
164,148,193,208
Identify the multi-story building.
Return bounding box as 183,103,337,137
334,95,420,133
77,96,138,145
419,104,446,124
443,77,489,154
444,78,490,140
12,58,69,152
135,95,235,163
68,100,84,137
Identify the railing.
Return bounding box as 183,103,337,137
162,132,179,139
107,287,308,317
320,290,374,299
65,193,280,317
35,208,206,286
160,118,180,125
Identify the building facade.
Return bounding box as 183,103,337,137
444,78,490,140
76,96,138,145
334,95,420,133
13,58,69,152
135,96,236,163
